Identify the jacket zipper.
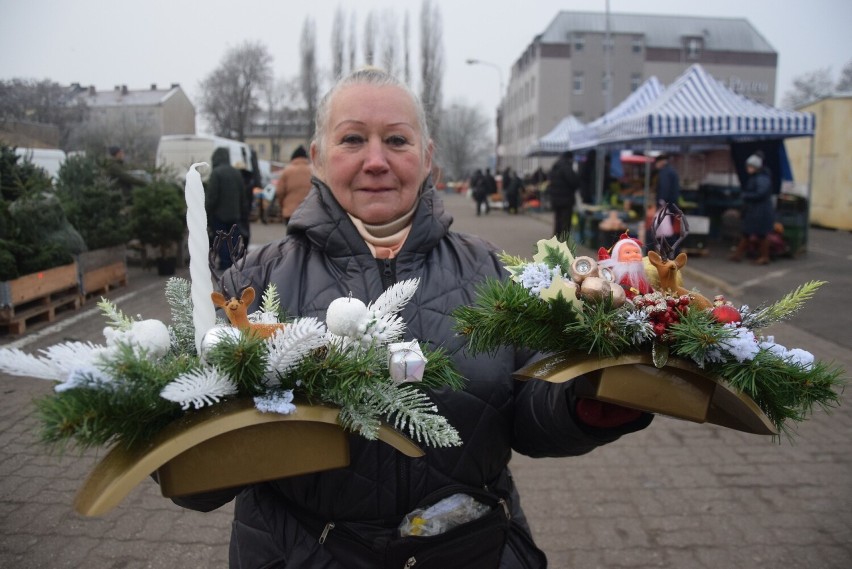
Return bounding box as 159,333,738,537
319,521,335,544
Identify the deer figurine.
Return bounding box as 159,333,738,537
209,227,285,340
211,287,285,339
647,251,713,311
647,203,713,311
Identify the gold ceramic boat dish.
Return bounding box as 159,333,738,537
514,353,778,436
74,398,423,516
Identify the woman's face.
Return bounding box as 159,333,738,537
311,84,433,225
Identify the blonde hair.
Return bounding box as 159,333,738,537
312,67,430,167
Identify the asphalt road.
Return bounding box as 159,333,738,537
1,191,850,568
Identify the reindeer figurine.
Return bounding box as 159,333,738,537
647,203,713,311
209,227,285,339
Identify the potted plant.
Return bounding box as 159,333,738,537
129,179,186,275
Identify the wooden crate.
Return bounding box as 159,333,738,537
77,246,128,298
0,262,82,334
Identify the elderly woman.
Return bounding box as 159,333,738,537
729,154,775,265
174,68,652,568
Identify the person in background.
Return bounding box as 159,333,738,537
234,160,258,247
275,145,313,228
105,145,146,205
547,150,580,239
483,168,497,210
653,154,682,250
206,147,246,270
171,67,653,568
470,168,489,215
502,167,523,214
729,154,774,265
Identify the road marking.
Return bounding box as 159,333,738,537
4,281,163,351
740,268,791,289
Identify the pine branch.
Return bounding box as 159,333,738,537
204,330,270,396
165,277,195,355
97,298,135,331
363,382,462,447
745,280,825,330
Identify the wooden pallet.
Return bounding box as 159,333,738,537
0,285,82,335
0,263,82,335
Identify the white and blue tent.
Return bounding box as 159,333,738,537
525,115,586,157
569,76,666,151
591,64,815,146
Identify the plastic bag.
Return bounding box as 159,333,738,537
399,493,491,537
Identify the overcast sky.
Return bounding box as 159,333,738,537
2,0,850,135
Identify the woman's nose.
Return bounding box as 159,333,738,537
363,138,390,173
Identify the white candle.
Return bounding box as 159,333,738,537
185,163,216,354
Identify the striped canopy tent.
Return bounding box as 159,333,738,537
569,76,666,151
588,64,817,243
526,115,586,157
592,64,815,146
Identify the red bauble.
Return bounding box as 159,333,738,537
711,304,742,324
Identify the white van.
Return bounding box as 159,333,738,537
14,147,67,181
155,134,253,182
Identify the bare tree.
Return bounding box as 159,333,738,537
363,11,376,65
436,101,493,181
300,17,320,141
262,77,303,162
419,0,444,140
379,9,399,76
0,78,88,149
331,6,345,81
348,10,358,73
781,67,834,109
836,59,852,93
199,41,273,140
403,11,412,85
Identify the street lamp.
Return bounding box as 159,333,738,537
466,58,505,169
465,58,505,99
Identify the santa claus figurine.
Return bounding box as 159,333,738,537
598,233,654,299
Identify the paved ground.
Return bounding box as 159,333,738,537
1,191,850,568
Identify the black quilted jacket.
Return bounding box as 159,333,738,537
174,180,650,568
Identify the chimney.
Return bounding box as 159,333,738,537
114,85,120,91
151,83,157,90
121,85,128,95
89,85,96,96
170,83,180,89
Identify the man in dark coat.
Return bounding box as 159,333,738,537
547,151,580,238
206,146,246,270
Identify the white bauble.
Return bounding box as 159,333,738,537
326,296,369,337
199,324,242,364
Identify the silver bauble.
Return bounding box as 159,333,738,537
199,324,242,364
570,256,599,284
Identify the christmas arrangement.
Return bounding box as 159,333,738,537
453,229,844,437
0,165,465,456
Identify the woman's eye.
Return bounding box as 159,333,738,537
386,135,409,147
340,134,364,145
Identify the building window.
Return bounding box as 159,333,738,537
631,73,642,91
602,36,614,52
602,72,611,94
632,38,643,53
573,35,585,52
573,72,584,94
687,38,702,59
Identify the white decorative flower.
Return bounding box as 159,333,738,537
519,263,554,294
104,319,171,358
